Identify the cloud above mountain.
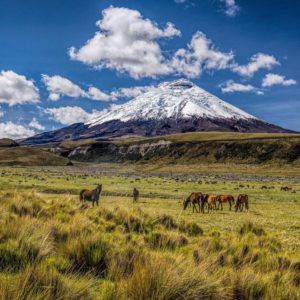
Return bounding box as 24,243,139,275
0,121,35,139
232,53,280,77
69,6,237,79
0,71,39,106
44,106,102,125
69,6,181,79
171,32,234,78
220,80,258,94
42,75,111,101
262,73,297,87
29,118,45,131
69,6,284,82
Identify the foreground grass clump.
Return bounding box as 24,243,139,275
0,189,299,299
120,254,221,300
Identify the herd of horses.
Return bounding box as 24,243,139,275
183,192,249,213
79,184,249,213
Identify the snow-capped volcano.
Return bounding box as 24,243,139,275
22,79,293,145
87,79,255,127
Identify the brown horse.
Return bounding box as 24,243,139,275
202,195,217,213
216,194,235,211
235,194,249,212
183,192,203,213
133,188,139,203
281,186,292,192
79,184,102,207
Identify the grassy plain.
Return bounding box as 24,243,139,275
0,163,299,299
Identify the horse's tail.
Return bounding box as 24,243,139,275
245,195,249,210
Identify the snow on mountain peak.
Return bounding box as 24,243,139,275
87,79,256,127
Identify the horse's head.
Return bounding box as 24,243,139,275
183,197,190,210
96,184,102,193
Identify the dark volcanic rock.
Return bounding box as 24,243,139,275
21,117,293,145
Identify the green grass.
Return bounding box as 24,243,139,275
0,165,299,299
112,131,300,145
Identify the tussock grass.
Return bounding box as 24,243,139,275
120,254,222,300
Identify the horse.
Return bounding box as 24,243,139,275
133,188,139,203
216,194,235,211
183,192,203,213
281,186,292,192
235,194,249,212
79,184,102,207
202,195,217,213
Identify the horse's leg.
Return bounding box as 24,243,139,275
229,201,231,211
221,202,223,211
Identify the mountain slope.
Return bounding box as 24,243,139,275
21,79,293,145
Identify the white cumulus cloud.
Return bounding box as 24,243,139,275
69,6,181,79
42,74,111,101
221,0,240,17
0,70,39,106
42,74,86,101
232,53,280,77
87,86,111,101
29,117,45,131
220,80,261,94
262,73,297,87
0,121,35,139
111,85,156,99
171,31,234,78
45,106,102,125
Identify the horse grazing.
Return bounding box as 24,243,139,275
133,188,139,203
235,194,249,212
183,192,203,213
202,195,217,213
79,184,102,207
216,194,235,211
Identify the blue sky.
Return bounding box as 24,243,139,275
0,0,299,138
